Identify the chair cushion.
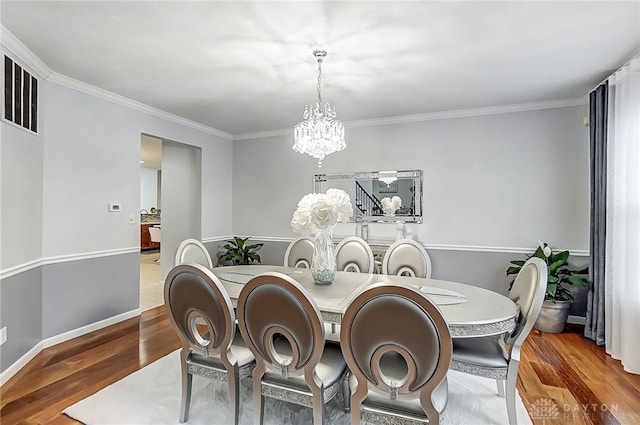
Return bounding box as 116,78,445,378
230,331,256,367
190,331,255,369
324,322,340,343
452,337,508,369
350,374,448,417
264,338,347,390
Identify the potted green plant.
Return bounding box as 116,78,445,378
507,241,588,333
218,236,264,266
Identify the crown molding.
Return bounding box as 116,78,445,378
233,128,291,141
232,97,587,141
346,98,587,128
47,72,233,140
1,25,52,78
2,25,232,140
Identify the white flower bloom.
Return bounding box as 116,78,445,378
381,196,401,216
391,196,402,209
291,189,353,235
538,240,552,257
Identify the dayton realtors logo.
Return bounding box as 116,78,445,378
528,398,560,424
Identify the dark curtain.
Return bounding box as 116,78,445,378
585,82,608,345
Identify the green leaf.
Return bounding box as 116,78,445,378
532,246,546,260
566,275,589,287
548,275,559,283
550,250,569,265
510,260,526,266
547,282,558,297
548,259,566,274
218,236,262,265
506,266,521,276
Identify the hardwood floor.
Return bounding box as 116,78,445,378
1,311,639,424
519,325,640,425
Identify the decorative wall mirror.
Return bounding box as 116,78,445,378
314,170,423,223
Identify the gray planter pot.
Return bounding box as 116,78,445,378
534,300,571,333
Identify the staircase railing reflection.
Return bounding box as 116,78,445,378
355,181,383,215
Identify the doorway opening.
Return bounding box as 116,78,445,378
140,134,163,311
139,133,202,311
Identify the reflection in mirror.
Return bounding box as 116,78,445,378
314,170,422,223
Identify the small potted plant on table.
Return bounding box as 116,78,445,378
507,241,588,333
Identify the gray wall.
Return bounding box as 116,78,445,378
0,121,44,267
42,253,139,338
233,105,590,251
1,43,234,375
232,106,591,316
0,49,45,374
0,267,42,371
160,141,202,280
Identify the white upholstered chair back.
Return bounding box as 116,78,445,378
335,236,374,273
382,239,432,278
174,238,214,269
284,237,315,268
148,226,161,243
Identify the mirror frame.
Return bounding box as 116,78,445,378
314,170,423,223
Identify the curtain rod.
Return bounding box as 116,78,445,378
590,52,640,93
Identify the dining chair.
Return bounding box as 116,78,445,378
236,272,350,425
283,236,315,268
148,226,161,263
174,238,214,269
164,263,255,424
449,257,547,425
382,239,432,278
335,236,375,273
340,282,452,425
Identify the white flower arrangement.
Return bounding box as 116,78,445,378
291,188,354,235
381,196,402,216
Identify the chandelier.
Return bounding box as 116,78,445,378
378,171,398,186
293,50,345,167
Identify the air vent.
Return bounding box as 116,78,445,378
3,55,38,133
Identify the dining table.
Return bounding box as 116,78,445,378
212,264,518,338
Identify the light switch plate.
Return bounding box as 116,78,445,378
108,203,121,212
128,214,135,224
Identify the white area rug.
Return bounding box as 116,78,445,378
64,350,532,425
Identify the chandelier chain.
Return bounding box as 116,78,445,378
317,56,323,105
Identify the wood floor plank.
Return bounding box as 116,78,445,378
2,307,639,424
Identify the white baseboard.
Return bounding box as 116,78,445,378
0,341,43,386
0,308,140,387
567,315,586,325
43,308,141,348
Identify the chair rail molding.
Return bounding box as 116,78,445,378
225,235,589,257
0,247,140,280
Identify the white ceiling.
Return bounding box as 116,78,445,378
2,1,639,137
